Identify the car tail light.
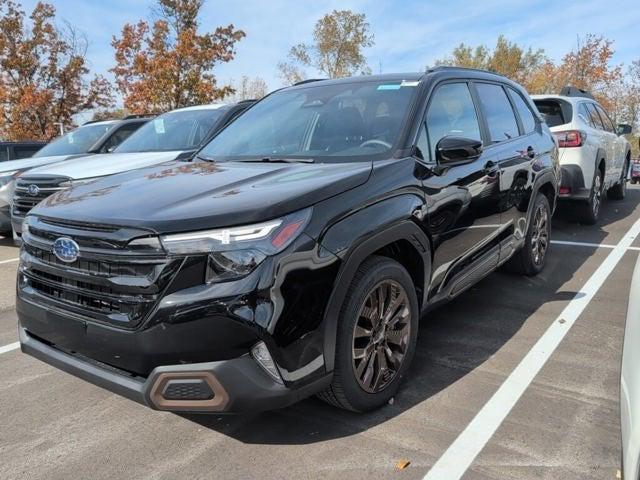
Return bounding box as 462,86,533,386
559,186,571,195
554,130,586,148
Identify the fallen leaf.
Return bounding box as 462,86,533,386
396,459,410,470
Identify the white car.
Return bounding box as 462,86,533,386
622,253,640,480
533,88,632,224
11,101,254,236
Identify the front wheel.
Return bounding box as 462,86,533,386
318,256,419,412
505,193,551,276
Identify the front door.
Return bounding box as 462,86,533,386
417,81,502,294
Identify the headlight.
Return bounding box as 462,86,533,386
0,171,18,188
160,208,312,282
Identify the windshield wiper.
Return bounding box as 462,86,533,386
241,157,315,164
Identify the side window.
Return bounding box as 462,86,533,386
475,83,519,142
508,88,536,133
578,103,595,127
0,147,8,162
586,103,604,130
425,83,482,161
595,105,615,133
102,123,142,152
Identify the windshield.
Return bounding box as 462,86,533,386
115,109,224,153
198,80,419,162
33,123,115,157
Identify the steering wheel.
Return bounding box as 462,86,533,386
359,139,392,149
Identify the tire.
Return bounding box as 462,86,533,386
608,159,629,200
318,256,419,412
578,169,603,225
505,193,551,276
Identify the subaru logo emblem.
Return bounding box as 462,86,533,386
52,237,80,263
27,184,40,196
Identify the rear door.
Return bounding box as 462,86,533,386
594,104,624,181
584,103,610,177
473,82,537,258
418,81,502,294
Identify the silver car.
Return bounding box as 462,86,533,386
622,252,640,479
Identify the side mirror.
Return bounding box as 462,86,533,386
106,145,117,153
617,124,632,135
436,136,483,165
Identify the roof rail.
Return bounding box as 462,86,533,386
427,65,507,78
236,99,257,104
559,86,594,100
293,78,326,86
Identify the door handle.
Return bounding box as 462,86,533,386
484,160,499,176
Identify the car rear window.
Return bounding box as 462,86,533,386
533,99,571,127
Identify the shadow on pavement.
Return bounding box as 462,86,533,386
181,194,633,445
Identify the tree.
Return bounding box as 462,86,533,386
111,0,245,114
226,76,269,101
0,0,113,141
435,35,546,92
91,108,130,122
278,10,374,84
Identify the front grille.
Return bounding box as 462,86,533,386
12,176,70,220
19,216,182,329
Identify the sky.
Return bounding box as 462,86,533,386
18,0,640,103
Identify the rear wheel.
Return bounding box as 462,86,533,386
608,159,629,200
505,193,550,276
578,170,603,225
318,256,419,412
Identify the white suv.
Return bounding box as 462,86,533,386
533,88,632,224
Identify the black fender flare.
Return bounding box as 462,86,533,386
595,148,607,176
526,168,558,229
320,220,431,372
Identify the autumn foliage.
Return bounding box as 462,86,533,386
111,0,245,114
0,0,112,141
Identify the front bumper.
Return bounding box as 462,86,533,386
19,326,331,413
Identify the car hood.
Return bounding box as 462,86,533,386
22,150,184,180
0,154,80,174
34,160,372,234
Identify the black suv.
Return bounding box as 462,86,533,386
17,68,559,413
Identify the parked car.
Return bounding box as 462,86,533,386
622,252,640,480
17,68,559,413
631,157,640,184
0,119,140,234
532,87,632,224
0,141,47,162
11,101,254,237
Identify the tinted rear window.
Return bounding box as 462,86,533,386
533,100,570,127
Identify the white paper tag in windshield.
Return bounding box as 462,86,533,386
68,132,74,144
153,118,165,134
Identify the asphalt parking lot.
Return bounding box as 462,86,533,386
1,187,639,480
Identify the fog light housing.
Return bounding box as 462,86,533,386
251,341,283,384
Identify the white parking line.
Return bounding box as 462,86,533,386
423,217,640,480
0,257,19,265
551,239,640,251
0,342,20,355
